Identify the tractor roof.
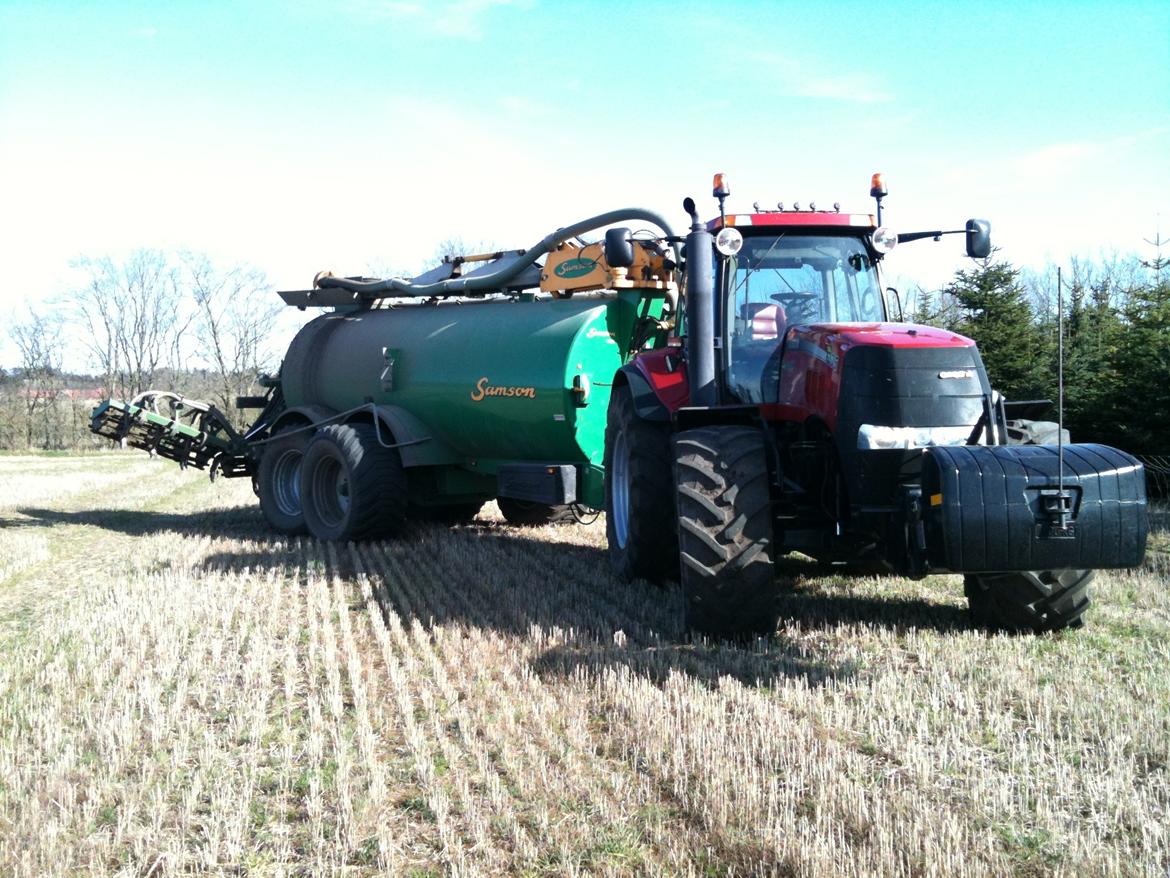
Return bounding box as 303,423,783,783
707,211,876,231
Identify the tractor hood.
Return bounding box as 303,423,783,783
795,322,973,349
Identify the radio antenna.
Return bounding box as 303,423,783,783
1057,265,1067,528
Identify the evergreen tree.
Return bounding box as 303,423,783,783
1106,277,1170,453
1055,269,1125,445
940,257,1049,402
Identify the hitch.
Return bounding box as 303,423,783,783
1037,488,1077,539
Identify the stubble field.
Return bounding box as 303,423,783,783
0,453,1166,877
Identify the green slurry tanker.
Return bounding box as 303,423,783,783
93,174,1149,637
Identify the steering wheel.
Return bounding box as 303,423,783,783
770,291,818,323
859,286,879,317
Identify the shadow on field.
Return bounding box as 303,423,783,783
21,500,977,688
529,638,858,689
192,519,974,690
14,505,272,539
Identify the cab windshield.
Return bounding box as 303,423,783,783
723,233,885,403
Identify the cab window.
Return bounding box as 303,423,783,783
724,233,884,403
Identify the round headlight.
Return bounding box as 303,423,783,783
715,227,744,257
872,226,898,254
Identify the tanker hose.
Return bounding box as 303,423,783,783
317,207,679,298
571,503,601,525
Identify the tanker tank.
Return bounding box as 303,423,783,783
279,293,633,471
90,205,680,539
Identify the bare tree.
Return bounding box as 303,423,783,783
432,235,502,265
9,310,65,448
69,250,188,399
181,253,282,422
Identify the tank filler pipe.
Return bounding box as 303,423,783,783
316,208,679,298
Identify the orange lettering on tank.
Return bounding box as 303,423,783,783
470,377,537,401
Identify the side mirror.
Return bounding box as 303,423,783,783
604,227,635,269
966,219,991,259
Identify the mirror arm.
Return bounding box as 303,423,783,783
896,229,963,244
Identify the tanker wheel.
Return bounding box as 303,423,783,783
964,569,1094,633
497,497,575,526
604,384,677,582
300,423,407,542
257,426,311,536
674,425,778,639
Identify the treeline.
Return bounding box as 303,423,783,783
914,242,1169,456
1,250,283,451
3,245,1168,461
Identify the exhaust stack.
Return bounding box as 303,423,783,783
683,197,717,408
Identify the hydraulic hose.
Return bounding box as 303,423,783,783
316,207,678,298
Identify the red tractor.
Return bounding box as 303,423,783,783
604,174,1147,636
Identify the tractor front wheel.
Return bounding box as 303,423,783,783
674,425,777,639
257,426,311,536
301,423,407,542
964,569,1094,633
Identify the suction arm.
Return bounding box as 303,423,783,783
316,207,678,298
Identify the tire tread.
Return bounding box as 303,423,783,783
674,425,777,638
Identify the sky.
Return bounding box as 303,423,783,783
1,0,1168,370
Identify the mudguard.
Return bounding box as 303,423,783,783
921,443,1147,572
619,364,672,421
270,403,461,467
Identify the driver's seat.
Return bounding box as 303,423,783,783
745,303,787,340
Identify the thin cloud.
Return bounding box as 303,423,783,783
1010,141,1103,178
347,0,525,39
749,51,893,104
1007,127,1168,180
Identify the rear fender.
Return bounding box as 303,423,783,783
617,365,669,422
270,404,336,434
363,405,463,468
270,404,461,468
621,348,689,421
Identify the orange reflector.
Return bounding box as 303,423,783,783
870,172,887,197
712,172,730,198
930,493,943,507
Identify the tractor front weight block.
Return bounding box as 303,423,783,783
919,443,1147,574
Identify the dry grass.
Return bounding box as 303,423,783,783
0,453,1166,877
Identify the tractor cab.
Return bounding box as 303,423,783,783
709,213,887,404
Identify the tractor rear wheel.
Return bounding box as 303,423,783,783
674,425,777,639
497,498,575,526
257,426,311,536
964,569,1094,633
605,384,677,582
301,423,407,542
